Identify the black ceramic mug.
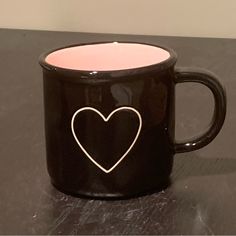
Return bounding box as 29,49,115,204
39,42,226,199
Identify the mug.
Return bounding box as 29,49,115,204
39,42,226,199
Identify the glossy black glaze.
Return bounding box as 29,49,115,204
39,42,226,198
174,68,226,153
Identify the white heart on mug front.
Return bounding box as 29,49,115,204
71,107,142,173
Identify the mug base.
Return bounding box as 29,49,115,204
50,178,171,200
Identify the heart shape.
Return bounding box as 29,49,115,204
71,106,142,173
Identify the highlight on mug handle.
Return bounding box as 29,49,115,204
174,67,227,153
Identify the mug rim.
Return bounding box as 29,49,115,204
39,41,177,83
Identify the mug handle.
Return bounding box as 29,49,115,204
174,67,226,153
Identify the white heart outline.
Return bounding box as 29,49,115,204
71,106,142,174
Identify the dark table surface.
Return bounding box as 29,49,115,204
0,28,235,235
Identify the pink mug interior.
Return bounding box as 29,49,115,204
45,42,170,71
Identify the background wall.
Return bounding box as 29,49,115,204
0,0,236,38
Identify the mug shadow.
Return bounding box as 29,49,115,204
172,152,236,181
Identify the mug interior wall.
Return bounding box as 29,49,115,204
45,42,170,71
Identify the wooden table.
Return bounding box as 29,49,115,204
0,28,235,235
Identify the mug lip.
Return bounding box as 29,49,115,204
39,41,177,83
